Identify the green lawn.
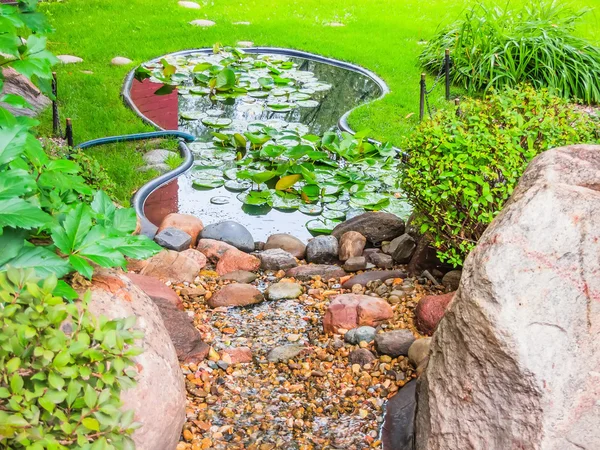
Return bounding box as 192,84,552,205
39,0,600,201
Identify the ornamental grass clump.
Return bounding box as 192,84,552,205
420,1,600,104
400,84,599,267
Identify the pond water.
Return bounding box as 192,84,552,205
131,49,411,242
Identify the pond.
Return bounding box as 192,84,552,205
129,47,411,241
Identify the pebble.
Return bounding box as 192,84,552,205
190,19,216,27
237,41,253,47
111,56,132,65
266,281,303,300
178,0,201,8
57,55,83,64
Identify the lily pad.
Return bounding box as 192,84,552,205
306,218,341,234
322,209,346,220
193,178,224,189
299,204,324,216
181,111,205,120
326,200,350,211
297,100,319,108
237,190,273,206
224,180,251,191
202,117,233,128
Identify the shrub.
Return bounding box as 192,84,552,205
400,85,600,267
0,269,141,449
420,1,600,104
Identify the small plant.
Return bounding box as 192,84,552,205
420,1,600,104
400,85,599,266
0,269,141,449
164,152,183,170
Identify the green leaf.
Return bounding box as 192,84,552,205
0,198,52,231
1,246,71,278
275,174,302,190
0,168,36,199
82,417,100,431
69,254,93,278
84,384,98,409
215,68,236,90
51,203,93,254
10,374,24,394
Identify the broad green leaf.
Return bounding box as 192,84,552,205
69,254,93,279
82,417,100,431
0,245,69,278
51,203,93,254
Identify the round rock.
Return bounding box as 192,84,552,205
306,235,338,264
345,326,377,345
442,270,462,291
264,233,306,259
237,41,253,47
408,337,432,368
207,283,263,308
267,344,305,362
190,19,215,27
259,248,298,271
111,56,132,66
266,281,303,301
178,0,200,8
349,348,376,366
200,221,254,253
375,329,416,357
57,55,83,64
143,149,177,165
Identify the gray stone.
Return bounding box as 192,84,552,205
306,235,338,264
332,212,405,246
343,256,367,272
369,252,394,269
388,234,417,263
286,264,346,280
139,163,171,174
143,149,177,165
266,281,303,301
178,0,200,8
348,348,376,366
57,54,83,64
154,227,192,251
345,326,377,344
441,270,462,292
259,248,298,271
200,220,254,252
264,233,306,259
381,381,416,450
218,270,258,284
237,41,253,47
267,344,305,362
375,329,415,357
408,337,431,368
111,56,132,65
1,68,50,117
416,145,600,450
189,19,215,27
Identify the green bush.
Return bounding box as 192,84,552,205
0,269,141,449
400,85,599,267
420,1,600,104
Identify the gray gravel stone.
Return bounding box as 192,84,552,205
306,235,338,264
201,221,254,252
345,326,377,344
389,234,417,263
267,344,305,362
259,248,298,271
343,256,367,272
154,227,192,251
143,149,177,165
266,281,303,301
369,252,394,269
375,329,416,357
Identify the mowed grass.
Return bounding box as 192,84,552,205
38,0,600,202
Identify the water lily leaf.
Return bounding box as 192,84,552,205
322,209,346,220
302,184,320,199
252,170,278,184
193,62,212,72
276,174,302,191
267,103,294,112
297,100,319,108
299,204,323,216
181,111,205,120
321,195,338,203
193,178,224,189
237,190,273,206
306,218,341,234
272,192,302,210
349,192,390,210
247,91,269,98
202,117,233,128
216,68,236,90
258,77,274,89
326,200,350,211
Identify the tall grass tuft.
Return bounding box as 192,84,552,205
420,1,600,104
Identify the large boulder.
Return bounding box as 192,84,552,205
416,146,600,450
140,249,205,283
86,270,185,450
332,212,405,246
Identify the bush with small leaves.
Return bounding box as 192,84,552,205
0,269,142,449
400,85,600,267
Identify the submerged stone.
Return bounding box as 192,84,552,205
200,220,254,253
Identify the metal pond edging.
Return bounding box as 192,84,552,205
120,46,392,236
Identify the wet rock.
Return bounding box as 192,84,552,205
259,248,298,271
339,231,366,261
442,270,462,292
86,270,185,450
415,292,455,335
345,326,377,344
341,270,406,289
408,337,431,368
125,273,183,311
143,149,177,165
381,381,416,450
222,347,252,364
216,249,260,276
197,238,235,262
154,227,192,251
1,68,49,117
332,212,405,246
408,237,442,275
158,213,204,246
201,220,254,252
323,294,393,333
189,19,215,27
264,233,306,259
207,283,264,308
140,249,205,283
369,252,394,269
267,344,305,362
388,234,417,263
343,256,367,272
266,281,303,300
363,248,382,259
111,56,132,65
306,235,338,264
180,248,207,268
57,54,83,64
348,348,376,366
375,330,415,357
218,270,258,284
286,264,346,280
178,0,200,8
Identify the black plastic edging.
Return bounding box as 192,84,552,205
121,47,392,236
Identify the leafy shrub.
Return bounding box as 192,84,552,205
0,269,140,449
0,1,161,281
400,85,600,266
420,1,600,104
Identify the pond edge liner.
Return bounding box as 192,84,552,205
119,46,392,237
